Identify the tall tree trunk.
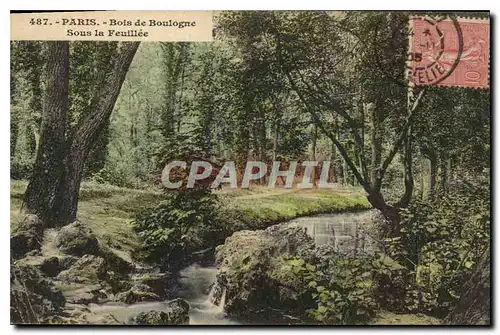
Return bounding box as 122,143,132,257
23,41,70,226
369,103,383,192
23,42,139,227
311,123,318,185
367,191,402,237
84,121,110,177
429,156,437,199
58,42,140,226
341,160,347,185
10,73,19,158
420,144,437,200
418,155,426,200
398,127,414,208
438,153,448,194
26,42,43,158
330,141,337,183
272,92,282,162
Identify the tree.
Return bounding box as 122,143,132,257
23,41,139,227
69,41,120,177
10,41,43,178
278,12,422,236
218,11,420,235
160,42,190,137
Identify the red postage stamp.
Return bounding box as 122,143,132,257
408,17,490,89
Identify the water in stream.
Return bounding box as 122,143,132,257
89,210,374,325
88,264,237,325
175,264,237,324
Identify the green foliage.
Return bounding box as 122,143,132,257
10,12,491,324
280,254,404,325
89,160,137,188
155,127,206,170
10,41,43,179
384,175,491,316
133,187,220,270
315,255,404,324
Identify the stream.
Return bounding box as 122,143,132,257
89,210,375,325
89,264,237,325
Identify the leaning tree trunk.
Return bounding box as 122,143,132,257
445,247,491,325
23,41,139,227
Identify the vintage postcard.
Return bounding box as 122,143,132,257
10,10,491,326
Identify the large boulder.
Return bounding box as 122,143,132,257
99,247,135,274
55,221,99,256
11,231,41,259
131,299,190,325
11,215,45,259
10,263,65,324
212,225,316,320
57,255,107,284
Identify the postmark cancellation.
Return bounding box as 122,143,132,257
408,16,490,89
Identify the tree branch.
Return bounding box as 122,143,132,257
293,64,369,183
276,33,370,193
380,88,426,177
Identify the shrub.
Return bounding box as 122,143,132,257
133,187,220,270
387,175,490,316
280,253,403,325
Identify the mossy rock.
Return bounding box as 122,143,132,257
55,221,100,256
115,283,161,304
132,272,173,298
99,247,135,274
213,225,315,319
11,230,41,260
57,255,107,284
11,215,46,259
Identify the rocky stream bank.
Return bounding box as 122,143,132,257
11,214,189,325
11,210,443,325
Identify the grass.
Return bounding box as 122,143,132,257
10,180,370,256
219,188,370,232
11,180,166,256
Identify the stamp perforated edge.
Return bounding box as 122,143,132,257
407,14,490,90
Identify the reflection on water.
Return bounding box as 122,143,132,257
286,210,378,253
